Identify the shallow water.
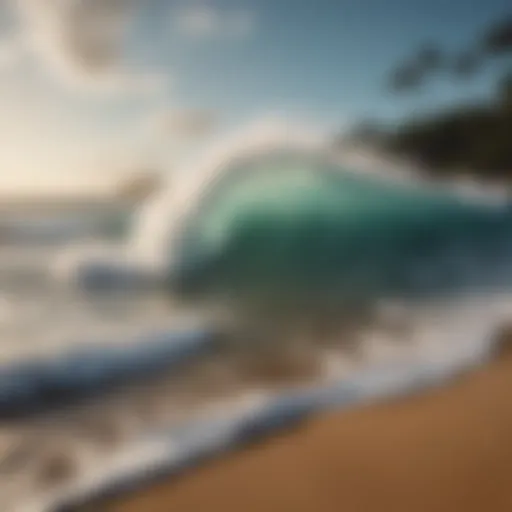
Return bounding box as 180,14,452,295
0,206,510,512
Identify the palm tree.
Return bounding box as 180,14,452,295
482,17,512,56
388,62,424,92
387,43,444,92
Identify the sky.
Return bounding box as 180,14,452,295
0,0,509,195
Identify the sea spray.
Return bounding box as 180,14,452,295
53,120,512,312
161,146,512,319
47,119,512,353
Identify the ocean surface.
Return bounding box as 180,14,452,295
2,128,512,512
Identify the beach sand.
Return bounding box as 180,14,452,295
81,336,512,512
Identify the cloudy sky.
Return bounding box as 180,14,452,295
0,0,509,194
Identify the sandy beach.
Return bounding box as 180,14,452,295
81,336,512,512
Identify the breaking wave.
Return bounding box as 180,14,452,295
5,120,512,511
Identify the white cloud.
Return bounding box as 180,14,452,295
173,5,255,40
4,0,169,96
15,0,134,71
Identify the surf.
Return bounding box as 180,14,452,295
6,120,512,512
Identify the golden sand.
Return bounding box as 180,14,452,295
82,339,512,512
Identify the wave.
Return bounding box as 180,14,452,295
169,160,512,304
31,119,512,426
6,119,512,510
28,299,504,512
55,120,512,309
129,124,512,316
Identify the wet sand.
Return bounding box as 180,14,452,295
82,336,512,512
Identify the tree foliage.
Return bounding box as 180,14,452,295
483,16,512,56
377,16,512,178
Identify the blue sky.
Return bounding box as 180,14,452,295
166,0,510,123
0,0,509,194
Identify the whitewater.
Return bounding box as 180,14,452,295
2,120,512,512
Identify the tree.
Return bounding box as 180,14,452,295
388,62,424,92
482,17,512,56
374,16,512,178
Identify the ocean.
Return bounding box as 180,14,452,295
2,126,512,512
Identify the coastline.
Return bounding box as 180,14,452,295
82,334,512,512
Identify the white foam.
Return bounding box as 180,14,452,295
51,117,511,290
0,288,507,512
44,305,498,512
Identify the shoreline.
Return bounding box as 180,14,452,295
77,334,512,512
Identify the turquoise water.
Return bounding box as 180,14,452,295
169,154,512,309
